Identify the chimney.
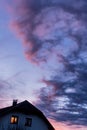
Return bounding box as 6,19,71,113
12,99,18,106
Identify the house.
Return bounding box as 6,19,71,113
0,100,55,130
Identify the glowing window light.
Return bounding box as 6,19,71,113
10,115,18,124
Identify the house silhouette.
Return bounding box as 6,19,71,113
0,100,55,130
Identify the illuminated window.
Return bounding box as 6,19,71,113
25,118,32,127
10,115,18,124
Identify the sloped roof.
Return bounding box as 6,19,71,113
0,100,55,130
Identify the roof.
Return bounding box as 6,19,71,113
0,100,55,130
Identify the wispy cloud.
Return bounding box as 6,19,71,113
10,0,87,126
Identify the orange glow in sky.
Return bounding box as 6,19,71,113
49,119,87,130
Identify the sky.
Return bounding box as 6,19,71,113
0,0,87,130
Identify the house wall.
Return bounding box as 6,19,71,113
0,112,49,130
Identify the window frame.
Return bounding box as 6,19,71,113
10,115,18,124
25,117,32,127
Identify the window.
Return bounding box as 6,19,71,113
25,118,32,127
10,115,18,124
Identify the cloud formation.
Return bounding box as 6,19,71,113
11,0,87,126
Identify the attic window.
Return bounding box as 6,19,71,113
10,115,18,124
25,118,32,127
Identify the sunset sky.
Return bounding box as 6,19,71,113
0,0,87,130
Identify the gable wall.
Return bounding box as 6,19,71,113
0,112,49,130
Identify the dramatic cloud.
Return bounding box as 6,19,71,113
11,0,87,126
37,58,87,125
